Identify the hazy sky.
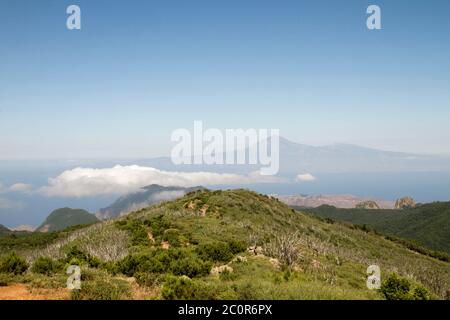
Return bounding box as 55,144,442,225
1,0,450,159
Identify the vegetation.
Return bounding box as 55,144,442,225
0,224,11,237
0,189,449,300
299,202,450,253
0,252,29,275
71,269,131,300
36,207,99,233
0,227,77,252
380,273,432,300
31,257,62,275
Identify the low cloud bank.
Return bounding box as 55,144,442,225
39,165,283,198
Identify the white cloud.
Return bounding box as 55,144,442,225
295,173,316,182
38,165,283,198
0,197,23,209
8,183,33,193
0,182,33,194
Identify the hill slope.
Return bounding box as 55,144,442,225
298,202,450,253
36,208,99,232
3,189,446,300
97,184,203,220
0,224,11,237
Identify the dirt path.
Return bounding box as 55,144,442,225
0,284,69,300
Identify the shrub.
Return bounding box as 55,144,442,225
161,276,217,300
380,274,430,300
227,239,247,255
63,245,102,268
31,257,61,275
196,242,234,262
219,269,237,281
162,229,181,247
135,272,165,287
233,281,260,300
380,274,411,300
116,248,211,278
27,273,67,289
145,216,171,238
169,256,211,278
0,273,14,286
115,253,150,277
138,256,166,274
71,278,131,300
412,286,431,300
115,219,149,246
0,252,28,275
102,261,120,275
115,250,175,276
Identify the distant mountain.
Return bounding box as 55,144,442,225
96,184,204,220
137,137,450,175
10,225,35,232
299,202,450,253
276,194,394,209
36,208,99,232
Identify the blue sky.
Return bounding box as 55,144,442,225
1,0,450,159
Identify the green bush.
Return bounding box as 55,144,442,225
71,278,131,300
135,272,166,287
161,276,217,300
117,251,169,276
162,229,181,247
115,219,149,246
233,281,260,300
411,286,431,300
144,215,171,238
219,269,237,281
31,257,61,275
227,239,247,255
116,248,211,278
63,246,102,268
380,274,430,300
380,274,411,300
169,256,211,278
0,273,14,286
115,253,149,277
0,252,28,275
196,242,234,262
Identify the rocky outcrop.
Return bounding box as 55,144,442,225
394,197,416,209
211,265,233,276
275,194,394,209
355,200,380,210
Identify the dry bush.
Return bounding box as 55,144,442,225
264,233,302,267
23,222,130,263
75,223,130,262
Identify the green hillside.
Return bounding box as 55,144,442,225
1,190,449,300
36,208,99,233
298,202,450,254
